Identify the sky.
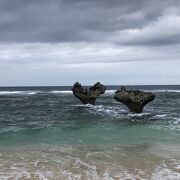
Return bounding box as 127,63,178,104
0,0,180,86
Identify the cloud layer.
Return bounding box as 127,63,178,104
0,0,180,85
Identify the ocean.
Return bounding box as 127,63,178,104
0,85,180,179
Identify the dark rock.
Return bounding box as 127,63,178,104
114,87,155,113
71,82,106,105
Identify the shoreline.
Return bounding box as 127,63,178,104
0,143,180,179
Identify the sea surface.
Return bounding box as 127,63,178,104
0,85,180,179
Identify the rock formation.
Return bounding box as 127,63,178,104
114,87,155,113
71,82,106,105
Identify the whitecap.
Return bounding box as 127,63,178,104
51,89,117,94
73,104,94,108
150,90,180,93
0,91,38,95
105,90,116,94
50,90,72,94
107,89,180,94
155,114,167,118
128,112,151,117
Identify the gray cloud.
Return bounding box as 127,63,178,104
0,0,180,85
0,0,180,45
0,42,180,86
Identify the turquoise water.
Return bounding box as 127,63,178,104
0,86,180,179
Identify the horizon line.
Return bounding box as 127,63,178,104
0,84,180,88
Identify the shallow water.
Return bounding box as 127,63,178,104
0,86,180,179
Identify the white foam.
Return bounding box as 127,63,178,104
74,104,94,108
51,90,116,94
150,90,180,93
86,104,127,118
0,91,38,95
85,152,112,160
51,90,115,94
152,165,180,180
128,112,151,117
0,89,179,95
1,169,31,180
1,146,180,180
105,90,116,94
174,117,180,124
34,170,53,180
170,117,180,130
107,89,180,94
155,114,167,118
50,90,72,94
0,127,22,134
175,164,180,170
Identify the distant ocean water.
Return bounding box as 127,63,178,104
0,85,180,179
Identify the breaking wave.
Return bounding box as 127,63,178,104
149,90,180,93
0,144,179,180
0,91,38,95
0,89,180,96
50,90,72,94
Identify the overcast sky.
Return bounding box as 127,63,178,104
0,0,180,86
